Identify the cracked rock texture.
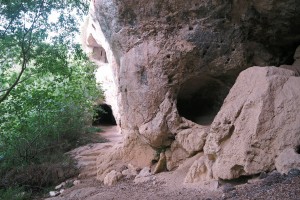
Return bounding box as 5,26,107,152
82,0,300,180
202,66,300,180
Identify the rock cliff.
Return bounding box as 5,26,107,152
82,0,300,181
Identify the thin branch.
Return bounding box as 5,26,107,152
0,73,37,93
0,0,46,103
0,49,27,103
0,4,23,38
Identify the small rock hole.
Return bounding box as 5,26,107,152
189,26,194,31
166,54,171,59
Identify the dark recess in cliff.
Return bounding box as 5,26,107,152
93,104,117,125
177,75,229,125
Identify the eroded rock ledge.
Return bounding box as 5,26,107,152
81,0,300,182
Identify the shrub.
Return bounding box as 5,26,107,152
0,58,103,190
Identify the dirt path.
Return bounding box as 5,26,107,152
45,126,300,200
67,125,122,179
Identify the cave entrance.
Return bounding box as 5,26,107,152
176,75,229,125
93,103,117,125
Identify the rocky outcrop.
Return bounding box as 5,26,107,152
186,66,300,181
82,0,300,181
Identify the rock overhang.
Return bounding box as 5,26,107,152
81,0,300,181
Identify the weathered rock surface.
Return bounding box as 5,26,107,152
275,148,300,174
104,170,123,186
134,167,153,184
153,152,167,174
201,66,300,180
185,156,213,183
121,164,138,178
82,0,300,181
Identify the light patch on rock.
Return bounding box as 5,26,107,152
104,170,123,186
275,148,300,174
185,156,213,183
122,163,138,178
73,180,81,186
55,182,65,190
49,191,60,197
134,167,153,184
176,125,208,155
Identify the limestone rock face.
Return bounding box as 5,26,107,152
86,0,300,141
275,148,300,174
203,67,300,180
82,0,300,176
185,156,213,183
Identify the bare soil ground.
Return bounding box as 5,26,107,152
45,126,300,200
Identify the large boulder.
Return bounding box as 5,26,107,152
201,66,300,180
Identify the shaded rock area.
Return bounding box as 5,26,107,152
81,0,300,183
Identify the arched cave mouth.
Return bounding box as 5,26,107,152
177,75,229,126
93,103,117,125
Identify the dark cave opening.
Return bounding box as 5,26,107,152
296,145,300,154
176,76,229,125
93,103,117,125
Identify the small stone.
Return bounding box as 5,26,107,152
247,177,260,184
222,184,236,193
49,191,60,197
137,167,151,177
122,164,138,178
259,171,267,179
119,165,128,172
59,189,65,194
73,180,81,185
134,176,152,184
287,168,300,177
55,182,66,190
104,170,123,186
153,152,167,174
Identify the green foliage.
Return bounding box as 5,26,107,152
0,0,104,195
0,56,102,168
0,0,90,102
0,187,31,200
